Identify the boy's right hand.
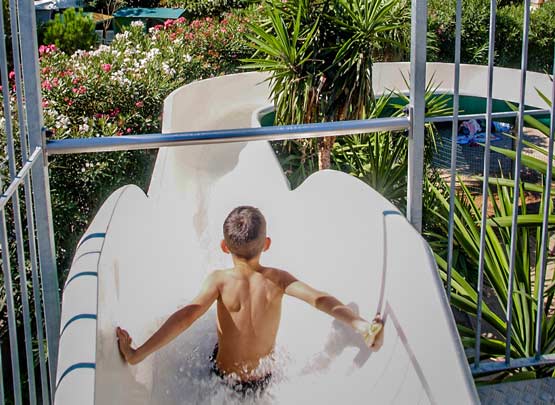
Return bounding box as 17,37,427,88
353,314,384,350
116,327,138,364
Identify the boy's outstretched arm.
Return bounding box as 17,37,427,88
116,271,220,365
282,273,382,348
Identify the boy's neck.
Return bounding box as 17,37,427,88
231,255,262,272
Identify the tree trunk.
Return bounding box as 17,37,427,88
318,136,335,170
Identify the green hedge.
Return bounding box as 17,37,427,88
429,0,555,73
160,0,249,18
43,8,98,55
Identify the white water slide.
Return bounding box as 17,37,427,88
55,62,554,404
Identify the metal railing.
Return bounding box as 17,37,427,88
0,0,554,403
0,0,60,403
442,0,555,376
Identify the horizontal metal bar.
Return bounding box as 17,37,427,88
427,109,550,123
0,147,41,209
472,354,555,375
44,109,551,156
46,117,410,155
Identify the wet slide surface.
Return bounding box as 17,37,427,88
55,70,481,404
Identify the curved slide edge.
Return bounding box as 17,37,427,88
55,186,138,405
373,62,553,108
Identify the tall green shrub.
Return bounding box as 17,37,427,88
496,3,555,71
529,1,555,73
428,0,491,65
43,8,98,54
428,0,555,72
160,0,248,17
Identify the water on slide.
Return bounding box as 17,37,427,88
55,72,478,404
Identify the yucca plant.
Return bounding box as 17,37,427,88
332,93,408,205
243,0,409,169
333,79,451,207
425,93,555,380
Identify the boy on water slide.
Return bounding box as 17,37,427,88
117,206,383,395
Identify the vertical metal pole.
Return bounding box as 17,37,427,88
534,50,555,358
505,0,531,365
0,341,4,405
3,0,37,401
407,0,427,232
446,0,463,302
0,5,22,405
0,206,22,404
17,0,60,398
474,0,497,370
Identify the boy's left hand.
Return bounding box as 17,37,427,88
116,327,137,364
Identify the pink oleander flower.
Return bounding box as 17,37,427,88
164,19,173,28
153,24,163,31
126,127,132,133
39,44,57,56
177,17,185,24
71,86,86,95
135,101,144,108
9,71,15,80
52,77,59,87
101,64,112,72
42,80,52,91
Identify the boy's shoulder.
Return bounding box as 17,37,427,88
207,268,231,279
206,268,239,283
259,267,297,290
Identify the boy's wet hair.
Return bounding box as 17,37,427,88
223,206,266,260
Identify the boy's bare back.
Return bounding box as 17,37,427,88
213,266,292,380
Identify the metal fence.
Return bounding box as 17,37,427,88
0,0,60,403
0,0,554,402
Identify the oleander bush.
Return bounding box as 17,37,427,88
0,11,253,277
